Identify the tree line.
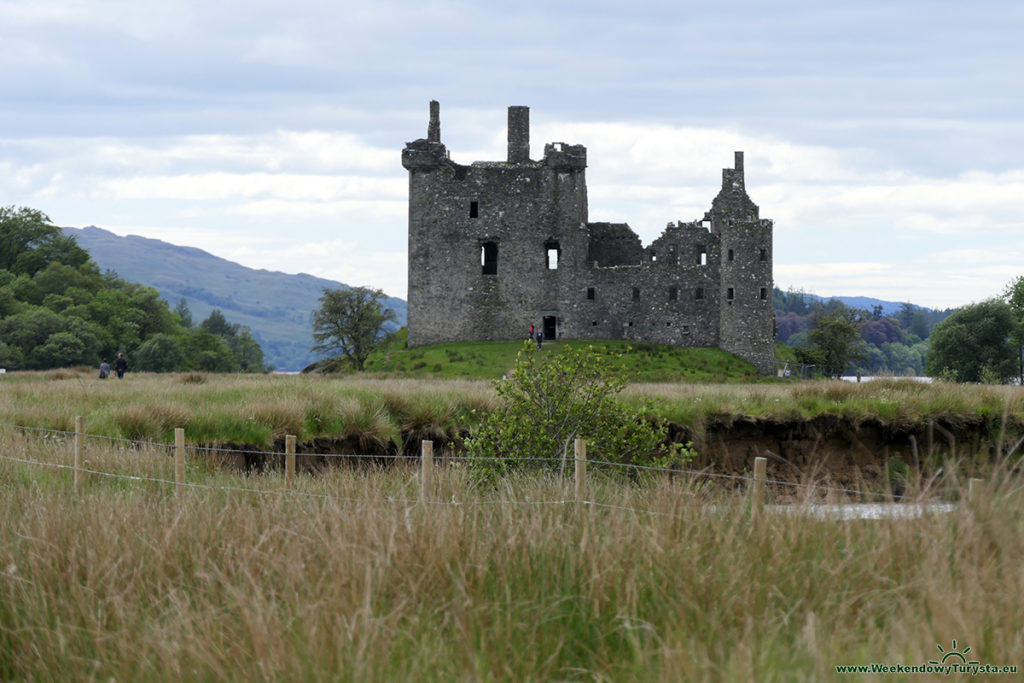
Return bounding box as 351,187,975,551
0,206,267,373
776,283,1024,383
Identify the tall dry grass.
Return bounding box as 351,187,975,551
1,428,1022,680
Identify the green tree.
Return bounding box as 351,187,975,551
799,305,868,378
311,286,397,371
926,299,1018,383
0,309,102,369
173,298,194,329
0,206,91,276
199,309,234,337
465,343,691,483
181,331,238,372
134,333,186,372
228,328,266,372
197,309,266,372
1004,276,1024,384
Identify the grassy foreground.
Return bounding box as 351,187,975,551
1,430,1022,680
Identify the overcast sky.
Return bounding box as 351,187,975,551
2,0,1022,309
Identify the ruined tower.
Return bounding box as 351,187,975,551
402,102,775,373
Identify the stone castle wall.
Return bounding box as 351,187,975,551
402,102,775,373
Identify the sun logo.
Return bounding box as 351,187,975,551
928,639,980,666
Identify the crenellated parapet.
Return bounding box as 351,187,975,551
543,142,587,171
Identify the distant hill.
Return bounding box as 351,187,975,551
795,293,913,316
64,226,407,371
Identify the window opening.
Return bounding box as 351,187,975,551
695,287,704,300
727,287,734,301
669,286,678,301
727,248,734,262
470,201,479,218
632,287,640,301
481,241,498,275
545,240,560,270
760,248,767,261
698,246,707,266
586,287,595,300
760,287,768,300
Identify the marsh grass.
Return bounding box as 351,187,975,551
2,373,1023,497
1,429,1022,680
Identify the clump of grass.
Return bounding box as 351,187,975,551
177,372,207,384
112,403,188,441
247,397,307,439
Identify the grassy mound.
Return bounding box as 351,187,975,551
360,329,764,383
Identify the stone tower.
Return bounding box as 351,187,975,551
402,102,775,373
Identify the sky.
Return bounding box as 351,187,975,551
1,0,1022,310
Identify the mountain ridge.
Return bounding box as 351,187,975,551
63,226,407,371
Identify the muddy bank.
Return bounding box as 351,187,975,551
671,414,1021,491
205,414,1023,490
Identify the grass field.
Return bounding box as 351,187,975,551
0,425,1022,680
2,368,1022,450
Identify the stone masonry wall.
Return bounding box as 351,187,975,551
402,102,775,373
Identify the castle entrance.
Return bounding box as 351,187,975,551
543,316,557,341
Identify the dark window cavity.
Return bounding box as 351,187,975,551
669,286,678,301
470,201,479,218
586,287,595,300
632,287,640,301
759,248,767,261
760,287,768,300
727,248,734,262
695,287,704,300
481,241,498,275
727,287,734,301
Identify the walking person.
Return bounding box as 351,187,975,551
99,359,110,379
114,352,127,379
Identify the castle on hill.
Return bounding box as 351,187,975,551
402,101,775,373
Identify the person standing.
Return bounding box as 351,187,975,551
99,359,110,379
114,352,127,379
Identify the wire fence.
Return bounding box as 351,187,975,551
0,420,974,519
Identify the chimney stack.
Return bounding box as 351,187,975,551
428,100,441,143
507,106,530,163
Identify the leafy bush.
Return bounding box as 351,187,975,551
465,342,692,483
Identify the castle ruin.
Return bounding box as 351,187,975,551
402,102,775,373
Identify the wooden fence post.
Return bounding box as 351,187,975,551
285,435,296,489
574,438,587,503
74,415,84,494
421,440,434,502
752,456,767,519
175,427,185,498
